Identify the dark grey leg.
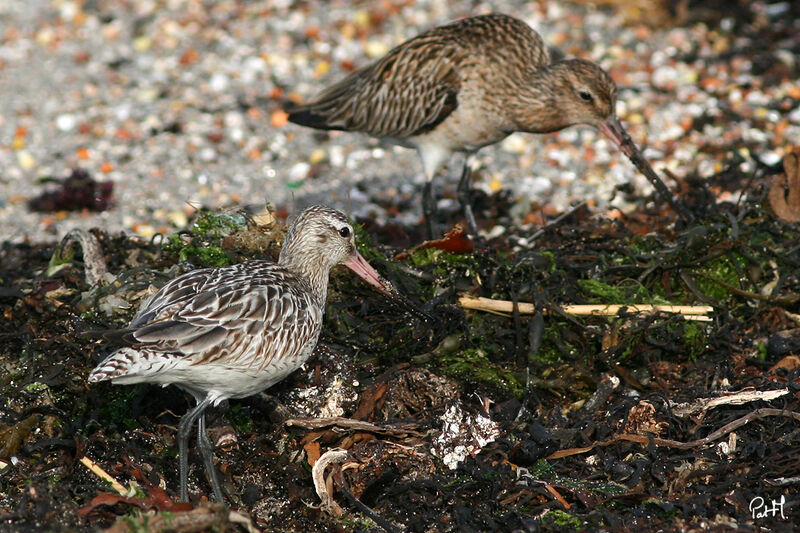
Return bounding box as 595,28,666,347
456,157,479,235
177,395,213,502
197,411,225,502
422,181,436,239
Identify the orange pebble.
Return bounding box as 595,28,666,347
76,148,90,160
15,126,27,137
522,211,545,226
100,162,114,173
607,208,624,220
269,86,284,100
271,109,289,128
180,48,199,66
700,77,723,90
248,148,262,160
634,25,651,40
787,85,800,100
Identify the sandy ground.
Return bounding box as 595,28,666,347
0,1,796,243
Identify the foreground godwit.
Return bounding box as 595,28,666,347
88,205,416,502
287,13,689,236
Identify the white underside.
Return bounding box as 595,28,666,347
103,347,311,405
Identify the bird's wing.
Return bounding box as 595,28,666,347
287,14,552,140
108,263,319,371
129,275,321,371
288,34,463,139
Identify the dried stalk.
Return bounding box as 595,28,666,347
79,456,127,496
459,296,713,321
670,388,789,417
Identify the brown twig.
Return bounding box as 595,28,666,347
285,416,424,437
544,484,571,510
335,468,402,533
549,408,800,458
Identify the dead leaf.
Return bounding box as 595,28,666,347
622,401,668,436
103,503,231,533
304,441,321,466
395,224,474,260
768,151,800,222
419,224,474,253
769,355,800,373
79,493,163,516
0,414,40,460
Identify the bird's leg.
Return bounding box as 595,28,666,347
422,181,437,239
176,395,213,502
197,411,225,502
457,155,479,235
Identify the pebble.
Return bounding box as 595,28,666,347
364,40,390,59
16,151,35,170
309,148,326,165
209,73,230,93
289,162,311,181
56,114,76,132
501,134,527,154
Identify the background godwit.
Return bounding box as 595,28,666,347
287,13,690,236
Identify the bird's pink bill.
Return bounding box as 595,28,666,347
344,251,432,321
344,251,390,292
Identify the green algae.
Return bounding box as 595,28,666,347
439,348,523,399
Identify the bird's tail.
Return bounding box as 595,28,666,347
87,348,139,383
285,102,343,131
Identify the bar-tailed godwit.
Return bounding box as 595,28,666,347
287,13,689,236
88,205,415,501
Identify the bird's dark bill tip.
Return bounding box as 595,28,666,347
343,252,432,321
600,118,693,222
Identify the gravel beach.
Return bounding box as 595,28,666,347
2,3,800,529
1,0,797,244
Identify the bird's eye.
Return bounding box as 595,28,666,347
579,91,593,102
339,227,351,238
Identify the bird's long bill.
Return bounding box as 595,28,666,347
598,116,636,159
598,116,684,216
344,251,431,321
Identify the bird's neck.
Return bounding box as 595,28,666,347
278,244,330,304
510,63,575,134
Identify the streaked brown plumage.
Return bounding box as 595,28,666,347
288,13,689,236
88,205,412,502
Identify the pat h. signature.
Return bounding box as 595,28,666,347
750,495,786,520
